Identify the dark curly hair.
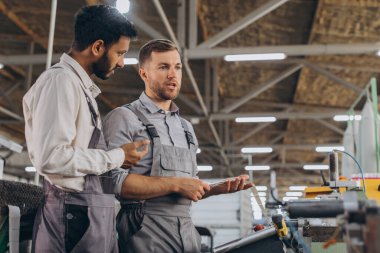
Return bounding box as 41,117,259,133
72,5,137,51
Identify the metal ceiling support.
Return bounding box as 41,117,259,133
0,81,23,101
230,122,272,146
314,119,344,136
152,0,230,168
196,0,289,49
133,16,167,40
0,1,48,48
186,42,380,59
260,153,278,164
212,60,219,113
0,106,23,121
188,0,197,48
183,62,209,115
26,41,35,90
301,60,362,93
177,94,203,114
177,0,186,48
220,64,303,113
5,42,380,65
152,0,180,48
46,0,57,69
0,119,21,124
0,54,61,65
205,60,211,111
152,0,208,116
268,132,286,145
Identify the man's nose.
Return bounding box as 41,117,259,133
117,57,125,68
168,67,176,79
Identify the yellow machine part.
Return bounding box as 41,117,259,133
304,186,347,199
353,178,380,205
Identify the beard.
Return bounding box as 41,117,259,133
92,51,113,80
153,83,180,101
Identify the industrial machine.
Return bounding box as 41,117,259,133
212,151,380,253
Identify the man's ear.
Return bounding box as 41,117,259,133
139,67,148,82
91,40,105,57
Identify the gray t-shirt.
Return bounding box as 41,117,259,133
102,92,198,198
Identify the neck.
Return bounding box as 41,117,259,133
68,49,93,76
145,92,172,111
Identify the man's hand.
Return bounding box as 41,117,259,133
120,139,150,168
172,178,211,202
205,175,253,197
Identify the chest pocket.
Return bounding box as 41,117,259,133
159,145,194,177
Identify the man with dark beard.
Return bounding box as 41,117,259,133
23,5,149,253
103,39,252,253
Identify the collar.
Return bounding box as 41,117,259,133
139,92,179,114
59,53,101,98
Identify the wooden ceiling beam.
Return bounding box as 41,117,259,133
0,1,47,49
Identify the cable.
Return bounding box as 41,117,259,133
333,149,366,193
320,169,328,186
270,188,285,206
284,216,312,253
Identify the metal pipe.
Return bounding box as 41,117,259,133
46,0,57,69
287,200,344,218
4,42,380,65
213,227,277,253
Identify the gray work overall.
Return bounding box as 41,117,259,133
117,104,201,253
31,67,118,253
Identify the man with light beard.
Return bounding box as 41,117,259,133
103,39,252,253
23,5,149,252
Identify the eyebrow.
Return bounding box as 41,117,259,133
157,62,182,66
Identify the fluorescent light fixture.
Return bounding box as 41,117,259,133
289,186,307,191
315,146,344,152
224,53,286,62
235,117,276,123
0,63,4,69
285,191,303,197
283,196,299,202
196,148,201,154
255,186,268,191
245,165,270,171
241,147,273,153
197,165,212,171
303,164,329,170
124,58,138,65
25,166,36,172
116,0,130,13
333,115,361,121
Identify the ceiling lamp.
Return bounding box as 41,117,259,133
224,53,286,62
303,164,329,170
245,165,270,171
235,117,276,123
241,147,273,153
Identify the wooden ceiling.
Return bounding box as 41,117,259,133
1,0,380,198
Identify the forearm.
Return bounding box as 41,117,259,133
203,185,220,198
120,174,179,200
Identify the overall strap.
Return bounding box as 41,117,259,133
124,104,161,143
179,118,195,149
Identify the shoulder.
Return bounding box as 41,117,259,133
179,117,195,131
34,66,80,92
104,105,139,122
103,104,143,132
